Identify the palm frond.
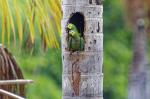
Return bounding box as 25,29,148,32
0,0,61,50
0,46,25,98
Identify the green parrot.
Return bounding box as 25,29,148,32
67,23,84,51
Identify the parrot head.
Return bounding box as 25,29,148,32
67,23,76,30
69,30,76,37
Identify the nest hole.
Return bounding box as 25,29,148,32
89,0,101,5
67,12,85,37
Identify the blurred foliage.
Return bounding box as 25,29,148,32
15,49,62,99
0,0,150,99
104,0,132,99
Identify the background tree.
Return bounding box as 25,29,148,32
126,0,148,99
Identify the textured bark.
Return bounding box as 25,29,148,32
127,0,148,99
61,0,103,99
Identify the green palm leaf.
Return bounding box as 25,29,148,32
0,0,61,50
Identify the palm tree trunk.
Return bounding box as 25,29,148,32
61,0,103,99
127,0,148,99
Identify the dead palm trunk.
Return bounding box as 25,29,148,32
62,0,103,99
0,45,25,99
127,0,148,99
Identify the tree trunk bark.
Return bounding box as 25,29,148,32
128,21,147,99
127,0,148,99
61,0,103,99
